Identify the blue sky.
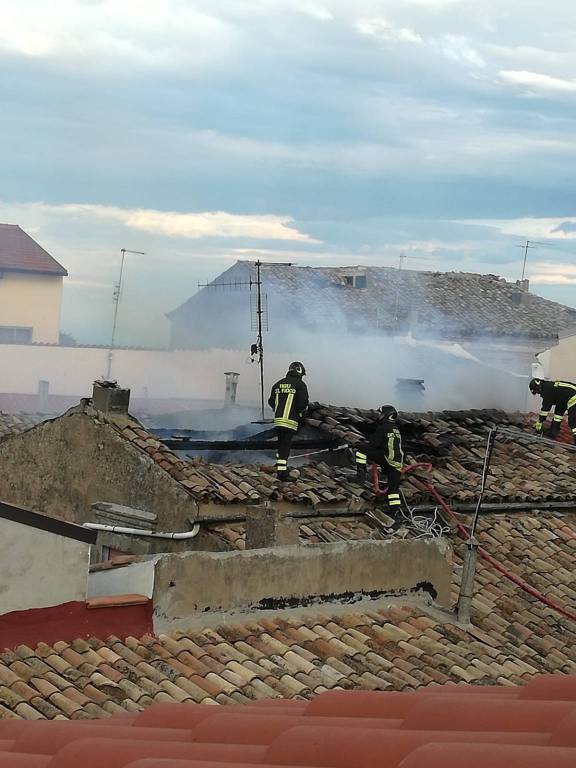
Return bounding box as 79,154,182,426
1,0,576,345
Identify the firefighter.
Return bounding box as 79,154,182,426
355,405,404,514
529,378,576,443
268,361,309,481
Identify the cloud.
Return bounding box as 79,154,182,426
0,0,238,71
499,70,576,94
531,263,576,285
0,201,321,243
437,35,485,68
356,17,423,45
455,216,576,241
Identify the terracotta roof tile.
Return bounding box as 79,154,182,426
0,223,67,275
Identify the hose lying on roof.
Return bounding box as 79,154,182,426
374,462,576,624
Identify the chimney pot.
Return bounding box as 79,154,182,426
92,380,131,415
224,371,240,408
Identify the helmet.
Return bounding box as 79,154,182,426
378,404,398,422
288,361,306,377
529,378,542,395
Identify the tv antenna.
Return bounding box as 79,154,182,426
393,252,432,326
514,240,551,281
198,260,292,420
106,248,146,380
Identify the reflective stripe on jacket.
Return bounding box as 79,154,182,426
268,374,309,432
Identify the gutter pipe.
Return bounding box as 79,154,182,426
83,522,201,539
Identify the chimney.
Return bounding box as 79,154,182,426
516,279,530,292
92,380,131,415
37,380,49,413
224,372,240,408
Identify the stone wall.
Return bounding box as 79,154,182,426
0,412,197,529
152,538,452,632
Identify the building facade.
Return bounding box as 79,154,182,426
0,223,68,343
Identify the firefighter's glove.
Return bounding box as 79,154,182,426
533,421,543,433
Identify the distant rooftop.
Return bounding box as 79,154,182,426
169,262,576,341
0,223,68,276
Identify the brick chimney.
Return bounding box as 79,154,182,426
92,381,131,415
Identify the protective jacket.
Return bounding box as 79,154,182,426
356,420,403,470
537,380,576,423
268,374,309,431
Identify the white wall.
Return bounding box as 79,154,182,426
0,519,89,615
88,558,157,599
0,344,288,404
0,273,63,343
0,335,536,412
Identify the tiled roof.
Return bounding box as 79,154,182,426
170,261,576,339
40,402,573,512
110,414,364,507
8,402,575,513
209,516,384,551
1,509,575,720
0,224,68,276
307,405,576,506
0,413,46,440
1,675,576,766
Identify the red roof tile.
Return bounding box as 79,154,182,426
0,224,67,276
0,675,575,765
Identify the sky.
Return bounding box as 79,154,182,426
1,0,576,346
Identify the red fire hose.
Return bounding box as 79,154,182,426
372,462,576,623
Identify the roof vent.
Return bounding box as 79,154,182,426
92,380,131,415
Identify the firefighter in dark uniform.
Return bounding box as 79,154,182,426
268,362,309,480
530,378,576,442
355,405,404,513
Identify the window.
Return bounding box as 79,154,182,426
0,326,32,344
344,274,367,288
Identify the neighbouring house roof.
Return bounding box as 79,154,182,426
169,262,576,340
0,223,68,276
0,508,575,721
0,500,96,544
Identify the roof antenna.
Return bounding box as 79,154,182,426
106,248,145,380
456,427,498,624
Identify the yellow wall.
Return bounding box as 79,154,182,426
0,272,63,343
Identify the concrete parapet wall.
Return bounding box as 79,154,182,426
152,538,452,631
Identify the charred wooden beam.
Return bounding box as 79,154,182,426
161,438,342,451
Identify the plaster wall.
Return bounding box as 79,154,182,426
0,412,197,528
152,538,452,631
0,344,286,404
0,518,89,615
88,559,157,599
0,273,63,343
